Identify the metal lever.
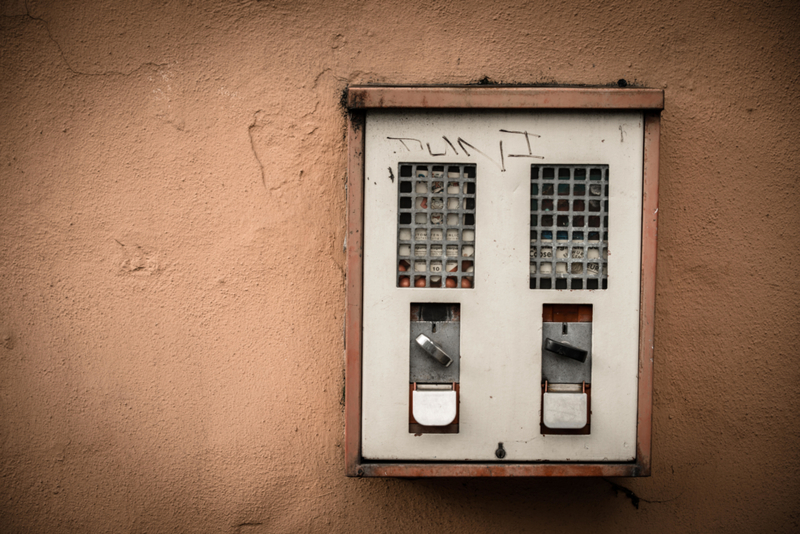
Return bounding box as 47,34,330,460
415,334,453,367
544,338,588,363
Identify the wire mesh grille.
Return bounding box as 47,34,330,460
530,165,609,290
397,164,476,288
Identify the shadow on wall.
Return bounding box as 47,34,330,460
347,476,669,528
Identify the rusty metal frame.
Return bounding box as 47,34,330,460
345,86,662,477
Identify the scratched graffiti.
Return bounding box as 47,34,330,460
387,130,543,172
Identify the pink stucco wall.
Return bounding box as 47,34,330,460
1,0,798,531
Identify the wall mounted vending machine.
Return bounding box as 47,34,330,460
345,86,663,477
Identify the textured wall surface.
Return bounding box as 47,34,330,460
1,0,798,532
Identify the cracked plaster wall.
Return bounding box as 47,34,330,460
1,0,798,532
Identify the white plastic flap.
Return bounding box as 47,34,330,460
412,390,457,426
543,392,588,429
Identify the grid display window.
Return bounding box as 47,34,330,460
530,165,609,290
397,164,476,288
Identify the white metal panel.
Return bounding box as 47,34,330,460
362,110,643,461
